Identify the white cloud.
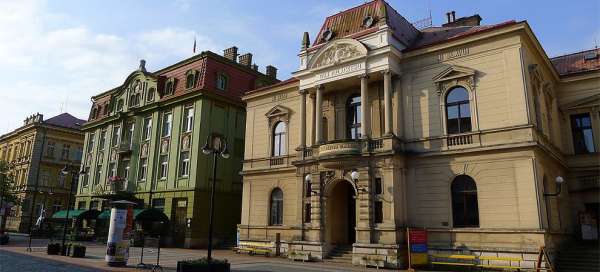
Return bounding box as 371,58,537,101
0,0,213,134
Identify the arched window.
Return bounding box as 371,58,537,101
165,81,174,96
346,94,361,139
272,122,286,156
269,188,283,225
186,73,195,89
451,175,479,228
445,87,471,134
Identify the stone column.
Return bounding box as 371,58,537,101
310,94,316,146
299,90,307,148
315,85,324,144
383,70,392,135
360,75,370,138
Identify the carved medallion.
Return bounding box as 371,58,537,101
314,44,362,68
141,143,149,157
182,135,191,150
161,139,170,154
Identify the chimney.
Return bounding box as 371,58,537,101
266,65,277,79
442,12,482,27
223,46,239,62
446,12,452,23
239,53,253,67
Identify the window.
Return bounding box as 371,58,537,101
571,113,595,154
182,106,194,133
152,198,165,212
164,80,174,96
46,142,55,158
99,129,107,150
61,144,70,160
304,203,311,223
138,158,147,181
41,171,49,186
374,201,383,224
216,74,228,90
123,160,130,181
162,112,172,137
272,122,286,157
374,178,382,195
52,200,62,214
346,95,361,139
147,88,155,102
82,167,90,187
117,99,124,111
125,122,135,148
269,188,283,225
90,201,99,210
77,201,86,210
179,152,190,177
445,87,471,134
305,177,312,198
109,163,116,179
87,133,95,152
186,72,196,89
75,147,83,161
94,166,102,185
112,126,121,147
159,155,168,179
451,175,479,228
142,117,152,141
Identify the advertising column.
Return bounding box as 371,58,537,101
105,200,135,267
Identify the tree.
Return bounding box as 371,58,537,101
0,160,18,233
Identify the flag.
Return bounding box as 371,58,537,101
193,37,196,54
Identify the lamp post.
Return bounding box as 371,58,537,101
544,176,565,197
59,164,84,255
201,134,230,262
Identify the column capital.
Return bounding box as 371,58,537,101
316,84,325,91
299,89,309,95
381,69,392,76
358,74,369,80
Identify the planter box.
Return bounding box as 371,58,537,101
47,243,61,255
71,245,86,258
177,261,230,272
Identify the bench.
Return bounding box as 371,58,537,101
234,241,273,256
431,254,523,270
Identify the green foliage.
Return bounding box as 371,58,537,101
0,160,18,205
181,257,229,265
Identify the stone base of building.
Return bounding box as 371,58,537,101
352,243,406,269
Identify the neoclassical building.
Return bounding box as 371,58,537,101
0,113,85,232
239,0,599,268
76,48,277,247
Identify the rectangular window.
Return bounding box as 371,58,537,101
159,155,168,179
162,112,172,137
138,158,147,181
109,163,117,179
182,106,194,133
123,160,130,180
77,201,86,210
41,171,49,186
52,200,62,214
142,117,152,141
179,152,190,177
112,126,121,147
94,166,102,185
61,144,70,160
82,167,90,187
152,198,165,212
75,147,83,161
126,122,135,148
374,178,383,195
99,129,107,150
571,113,596,154
46,142,55,158
89,201,99,210
87,133,95,153
304,203,311,223
374,201,383,224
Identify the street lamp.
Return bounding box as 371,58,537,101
201,135,230,263
544,176,565,197
59,164,85,256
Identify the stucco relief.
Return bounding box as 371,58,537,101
181,135,191,150
161,139,169,154
140,142,149,157
309,39,368,69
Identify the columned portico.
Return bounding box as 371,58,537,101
383,70,393,135
360,75,370,139
315,85,324,144
299,90,307,148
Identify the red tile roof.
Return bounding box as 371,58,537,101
312,0,418,47
551,48,600,76
245,77,299,95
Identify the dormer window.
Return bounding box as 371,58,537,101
185,70,198,89
164,78,175,96
147,87,155,102
116,99,124,112
216,73,228,91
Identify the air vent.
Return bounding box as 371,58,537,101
362,15,375,28
322,28,334,41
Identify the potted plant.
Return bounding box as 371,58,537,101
47,242,61,255
177,258,230,272
70,243,86,258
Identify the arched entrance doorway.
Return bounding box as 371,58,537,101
326,180,356,246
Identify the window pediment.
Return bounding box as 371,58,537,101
433,65,476,95
265,105,291,119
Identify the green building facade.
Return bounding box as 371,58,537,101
76,49,277,247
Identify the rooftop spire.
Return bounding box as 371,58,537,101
301,32,310,50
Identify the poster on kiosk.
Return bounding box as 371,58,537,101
106,200,135,267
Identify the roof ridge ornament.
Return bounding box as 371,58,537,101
138,59,147,72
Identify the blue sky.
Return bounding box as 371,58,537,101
0,0,598,134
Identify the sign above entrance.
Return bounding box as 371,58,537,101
316,63,364,81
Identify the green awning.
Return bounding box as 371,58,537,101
97,208,168,222
51,209,100,220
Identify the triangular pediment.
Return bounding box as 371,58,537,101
433,65,476,83
562,94,600,110
265,105,290,118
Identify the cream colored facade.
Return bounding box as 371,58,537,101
239,2,598,269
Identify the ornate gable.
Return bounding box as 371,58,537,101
309,39,368,69
433,65,477,95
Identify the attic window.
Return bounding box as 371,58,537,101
164,78,175,96
362,15,375,28
185,70,198,89
584,51,598,61
322,29,334,42
216,73,228,91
